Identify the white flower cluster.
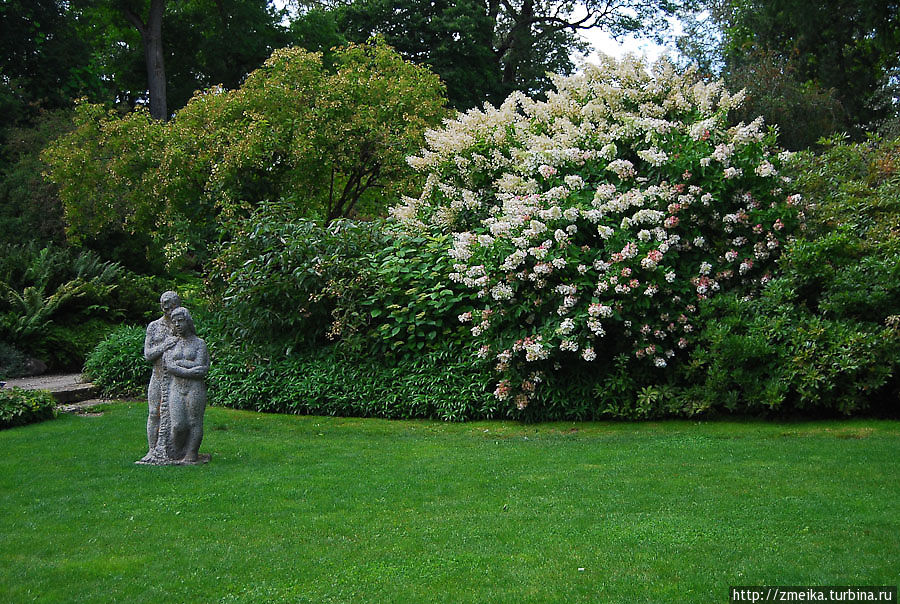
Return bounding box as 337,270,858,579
392,53,800,409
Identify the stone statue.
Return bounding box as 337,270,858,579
137,299,211,465
140,291,180,459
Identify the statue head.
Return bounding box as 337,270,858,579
160,291,181,318
169,306,195,337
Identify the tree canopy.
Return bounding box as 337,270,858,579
679,0,900,146
42,41,448,267
0,0,107,129
338,0,697,109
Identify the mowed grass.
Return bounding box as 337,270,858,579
1,403,898,603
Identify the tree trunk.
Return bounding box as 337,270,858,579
502,0,534,91
123,0,168,120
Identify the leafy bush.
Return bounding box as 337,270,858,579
209,343,496,422
393,55,803,415
214,209,389,352
353,229,474,356
83,325,148,398
0,342,28,379
0,109,70,248
683,291,900,415
214,205,478,360
40,318,117,372
86,320,496,421
0,387,56,429
43,41,448,267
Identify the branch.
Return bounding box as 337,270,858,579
331,156,380,221
494,0,621,57
528,0,624,33
121,7,147,36
343,165,381,218
498,0,519,17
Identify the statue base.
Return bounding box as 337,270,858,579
135,453,211,466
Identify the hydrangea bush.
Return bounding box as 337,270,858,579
392,56,805,413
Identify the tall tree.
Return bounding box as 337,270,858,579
73,0,288,118
119,0,167,119
679,0,900,141
338,0,695,109
0,0,106,129
339,0,502,108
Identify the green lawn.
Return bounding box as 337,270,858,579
1,403,898,603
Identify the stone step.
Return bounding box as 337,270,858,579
46,382,100,404
2,373,99,404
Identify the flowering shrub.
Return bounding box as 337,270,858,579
393,56,804,413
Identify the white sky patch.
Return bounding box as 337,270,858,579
575,13,685,64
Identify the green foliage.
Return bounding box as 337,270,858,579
0,109,71,247
0,245,122,349
0,243,158,369
288,7,348,55
41,102,168,254
0,342,28,379
209,343,496,422
214,208,477,359
83,325,148,398
68,0,289,115
683,292,899,415
339,0,503,109
795,135,900,243
725,51,845,150
357,230,473,355
43,40,448,267
681,136,900,415
681,0,900,141
214,209,390,352
0,0,107,130
0,387,56,429
338,0,694,109
587,354,700,420
85,320,495,421
42,319,119,372
157,0,290,113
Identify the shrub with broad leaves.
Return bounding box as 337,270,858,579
0,387,56,429
392,56,805,413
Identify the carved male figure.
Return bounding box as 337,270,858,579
139,291,181,463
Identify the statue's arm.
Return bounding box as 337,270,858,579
167,341,210,379
144,324,164,361
146,324,179,363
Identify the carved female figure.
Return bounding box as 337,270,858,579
163,306,210,464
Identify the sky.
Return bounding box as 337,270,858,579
583,30,678,63
576,12,686,64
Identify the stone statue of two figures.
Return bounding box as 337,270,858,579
136,291,211,466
